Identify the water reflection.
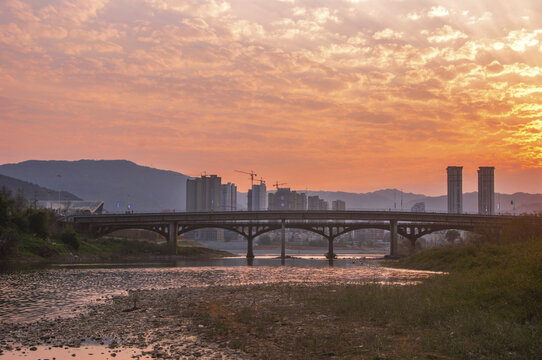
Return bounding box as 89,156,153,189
0,256,433,324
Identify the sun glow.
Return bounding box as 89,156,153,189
0,0,541,193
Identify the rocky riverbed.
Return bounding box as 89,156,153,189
0,287,252,359
0,261,436,359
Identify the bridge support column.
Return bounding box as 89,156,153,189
326,236,336,260
390,220,398,258
247,236,254,259
168,222,177,255
280,219,286,259
408,238,417,254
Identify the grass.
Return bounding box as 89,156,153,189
16,233,67,258
192,218,542,359
8,234,232,263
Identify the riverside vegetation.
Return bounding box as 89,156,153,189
0,190,229,264
190,216,542,359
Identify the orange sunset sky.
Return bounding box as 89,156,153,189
0,0,541,195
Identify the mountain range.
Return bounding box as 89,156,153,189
0,160,189,212
0,160,540,214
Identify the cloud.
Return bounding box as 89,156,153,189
425,25,467,43
427,6,449,18
4,0,39,22
1,0,541,193
39,0,109,25
505,29,541,52
373,28,404,40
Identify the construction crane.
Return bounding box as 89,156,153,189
187,171,207,179
272,181,287,190
235,170,258,187
257,177,266,185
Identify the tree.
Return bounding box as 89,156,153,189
0,193,11,227
61,225,80,250
28,209,51,239
445,230,461,243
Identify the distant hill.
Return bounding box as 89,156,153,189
0,174,81,202
0,160,190,212
0,160,540,214
304,189,542,214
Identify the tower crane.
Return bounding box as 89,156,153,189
235,170,258,187
257,177,266,185
272,181,287,190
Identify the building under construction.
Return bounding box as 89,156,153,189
268,188,307,210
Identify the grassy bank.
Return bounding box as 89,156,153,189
4,234,232,264
193,218,542,359
1,191,232,263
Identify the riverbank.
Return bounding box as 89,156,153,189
2,223,541,359
0,261,433,359
1,235,233,266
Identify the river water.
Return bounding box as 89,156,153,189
0,253,437,325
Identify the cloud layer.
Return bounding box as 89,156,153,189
1,0,541,194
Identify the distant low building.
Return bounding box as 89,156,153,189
37,200,104,215
355,228,386,243
411,202,425,212
332,200,346,211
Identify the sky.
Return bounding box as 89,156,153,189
0,0,541,195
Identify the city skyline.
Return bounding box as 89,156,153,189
1,0,541,195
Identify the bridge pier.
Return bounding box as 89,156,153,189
390,220,398,258
280,219,286,259
326,236,336,260
409,238,417,254
168,222,177,255
246,235,254,259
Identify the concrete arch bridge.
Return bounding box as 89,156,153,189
69,211,520,258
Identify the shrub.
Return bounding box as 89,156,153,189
0,193,11,227
12,214,29,232
28,209,51,239
0,228,19,257
61,225,80,250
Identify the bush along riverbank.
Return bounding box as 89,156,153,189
0,191,231,265
190,216,542,359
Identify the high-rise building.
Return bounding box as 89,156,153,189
268,188,307,210
221,182,237,211
248,183,267,210
186,174,222,212
186,174,236,241
447,166,463,214
478,167,495,215
308,195,329,210
332,200,346,211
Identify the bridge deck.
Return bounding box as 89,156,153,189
71,210,516,225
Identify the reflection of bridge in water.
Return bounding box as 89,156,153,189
70,211,518,259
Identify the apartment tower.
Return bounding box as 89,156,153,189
447,166,463,214
478,167,495,215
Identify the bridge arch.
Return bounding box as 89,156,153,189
77,224,171,240
70,211,522,258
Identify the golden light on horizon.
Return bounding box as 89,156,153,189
0,0,541,194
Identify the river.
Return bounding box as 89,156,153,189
0,252,436,325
